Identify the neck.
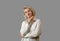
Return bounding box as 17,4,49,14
30,18,34,24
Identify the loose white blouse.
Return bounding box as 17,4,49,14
20,18,42,41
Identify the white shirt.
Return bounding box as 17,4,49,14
20,18,41,41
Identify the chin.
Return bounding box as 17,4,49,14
27,17,30,18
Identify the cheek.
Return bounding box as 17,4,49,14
28,11,32,15
29,13,33,16
24,13,28,17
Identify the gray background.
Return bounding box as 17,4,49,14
0,0,60,41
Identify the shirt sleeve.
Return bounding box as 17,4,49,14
20,21,25,36
20,21,30,36
24,19,41,38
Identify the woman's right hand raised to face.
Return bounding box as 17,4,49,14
27,16,34,23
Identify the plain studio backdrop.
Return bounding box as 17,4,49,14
0,0,60,41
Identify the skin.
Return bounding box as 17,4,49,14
24,8,34,23
20,8,34,38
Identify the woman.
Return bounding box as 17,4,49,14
20,6,42,41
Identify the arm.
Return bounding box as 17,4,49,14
20,21,30,38
20,21,25,38
24,19,41,38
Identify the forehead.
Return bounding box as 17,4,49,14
24,8,30,12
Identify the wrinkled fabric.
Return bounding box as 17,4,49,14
20,18,41,41
21,38,39,41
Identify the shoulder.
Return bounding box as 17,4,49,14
21,20,27,24
34,18,41,24
35,18,41,22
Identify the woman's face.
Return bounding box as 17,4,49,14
24,8,33,18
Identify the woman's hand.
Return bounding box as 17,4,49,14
21,35,24,38
27,16,34,23
19,33,24,38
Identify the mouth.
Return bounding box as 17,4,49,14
28,13,30,15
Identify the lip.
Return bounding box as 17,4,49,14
28,13,30,15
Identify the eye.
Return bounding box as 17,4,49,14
28,10,30,12
24,11,27,13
